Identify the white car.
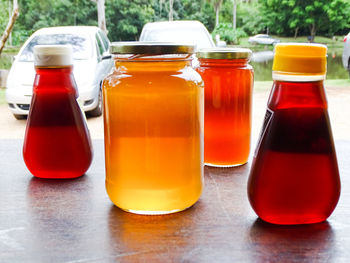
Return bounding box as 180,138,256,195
248,34,280,45
139,20,216,49
6,26,113,119
342,32,350,75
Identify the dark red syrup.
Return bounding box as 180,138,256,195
248,80,341,224
23,67,92,179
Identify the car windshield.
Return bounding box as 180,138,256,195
142,27,213,49
19,34,92,61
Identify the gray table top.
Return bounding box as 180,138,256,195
1,139,350,263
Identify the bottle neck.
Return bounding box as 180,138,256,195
268,80,327,111
198,58,249,67
34,66,77,95
272,71,326,82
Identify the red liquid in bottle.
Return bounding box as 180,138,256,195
23,67,93,179
248,81,341,224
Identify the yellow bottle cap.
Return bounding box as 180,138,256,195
272,43,327,77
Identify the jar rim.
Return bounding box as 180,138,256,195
196,48,252,60
110,42,196,55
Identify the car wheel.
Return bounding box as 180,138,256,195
13,114,27,120
87,89,102,117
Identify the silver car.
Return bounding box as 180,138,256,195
248,34,280,45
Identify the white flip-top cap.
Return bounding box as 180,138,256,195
34,45,73,67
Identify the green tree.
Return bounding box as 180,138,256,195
105,0,154,41
0,1,9,31
13,0,97,45
261,0,350,40
209,0,224,26
220,0,264,35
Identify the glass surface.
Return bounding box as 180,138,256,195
23,66,93,178
197,58,253,167
19,34,93,62
103,59,203,214
248,80,341,224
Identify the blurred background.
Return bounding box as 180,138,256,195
1,0,350,140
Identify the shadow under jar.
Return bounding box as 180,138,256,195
103,42,204,215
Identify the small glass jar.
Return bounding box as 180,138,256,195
196,48,253,167
23,45,93,178
103,42,204,214
248,43,341,225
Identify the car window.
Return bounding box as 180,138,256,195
141,27,214,49
96,33,105,57
19,34,92,61
98,31,109,51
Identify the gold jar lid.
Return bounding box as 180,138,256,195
196,48,252,60
110,42,196,55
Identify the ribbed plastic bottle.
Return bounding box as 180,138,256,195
23,45,93,179
247,43,341,225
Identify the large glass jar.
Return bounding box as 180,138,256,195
196,48,253,167
103,42,204,214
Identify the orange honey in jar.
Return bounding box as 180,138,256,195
103,42,204,214
196,48,253,167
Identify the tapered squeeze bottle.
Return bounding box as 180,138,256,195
23,45,93,178
247,43,341,225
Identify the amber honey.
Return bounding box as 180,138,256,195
103,43,203,214
197,49,253,167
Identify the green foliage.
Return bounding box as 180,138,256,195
17,0,97,30
2,0,350,47
212,23,247,44
106,0,154,41
0,0,9,32
260,0,350,39
220,1,265,35
177,0,215,32
152,0,215,32
12,0,97,45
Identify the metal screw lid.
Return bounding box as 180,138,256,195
110,41,196,55
196,48,252,60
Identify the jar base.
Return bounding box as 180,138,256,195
120,206,192,215
258,215,328,225
205,161,247,168
31,171,85,179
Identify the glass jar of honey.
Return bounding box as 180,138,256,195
248,43,341,225
103,42,204,214
196,48,253,167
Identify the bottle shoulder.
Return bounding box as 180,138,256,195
268,80,327,110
